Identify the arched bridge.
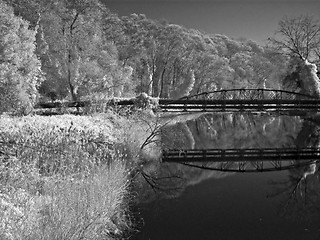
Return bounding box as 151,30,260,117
160,89,320,112
181,89,317,100
162,148,320,173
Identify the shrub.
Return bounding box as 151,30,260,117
132,93,159,111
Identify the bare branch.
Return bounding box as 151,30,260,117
269,15,320,61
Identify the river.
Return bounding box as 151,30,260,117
130,113,320,240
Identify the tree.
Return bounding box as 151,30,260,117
269,15,320,61
192,54,233,93
117,17,198,98
8,0,134,100
0,0,43,114
151,24,199,98
251,46,289,90
117,14,160,96
208,35,283,90
37,0,111,101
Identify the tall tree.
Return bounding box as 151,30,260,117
0,0,43,114
38,0,110,101
151,23,196,98
117,13,159,95
117,16,197,98
269,15,320,61
8,0,133,100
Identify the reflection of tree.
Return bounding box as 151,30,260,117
131,163,186,204
267,162,320,222
295,120,320,148
265,119,320,222
162,113,304,150
131,160,234,204
161,122,195,149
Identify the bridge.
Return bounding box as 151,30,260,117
35,89,320,114
162,148,320,173
160,89,320,112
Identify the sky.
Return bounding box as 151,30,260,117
103,0,320,45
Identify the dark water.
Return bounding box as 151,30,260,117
131,113,320,240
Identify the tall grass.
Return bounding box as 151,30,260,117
0,114,134,239
36,156,131,240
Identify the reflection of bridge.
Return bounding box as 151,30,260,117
162,148,320,172
160,89,320,112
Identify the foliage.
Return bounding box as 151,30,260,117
6,0,135,101
36,0,128,101
0,0,43,115
282,57,320,96
3,0,298,102
112,14,285,97
132,92,159,111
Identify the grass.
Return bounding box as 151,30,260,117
0,112,142,240
35,157,131,240
0,156,132,240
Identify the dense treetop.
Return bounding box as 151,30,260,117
0,0,319,113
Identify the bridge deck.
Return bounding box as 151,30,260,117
162,148,320,162
35,99,320,112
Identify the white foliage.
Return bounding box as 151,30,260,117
300,59,320,98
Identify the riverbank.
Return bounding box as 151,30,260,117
0,109,160,239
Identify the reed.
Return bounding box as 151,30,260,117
0,114,134,239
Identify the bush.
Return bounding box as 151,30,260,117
132,93,159,111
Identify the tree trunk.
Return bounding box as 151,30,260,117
68,50,78,102
159,68,166,98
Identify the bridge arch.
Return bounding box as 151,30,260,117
181,89,318,101
179,160,319,173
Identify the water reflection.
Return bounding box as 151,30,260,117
161,113,304,150
131,113,320,239
268,162,320,222
134,112,320,201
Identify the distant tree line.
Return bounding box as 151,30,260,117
0,0,319,114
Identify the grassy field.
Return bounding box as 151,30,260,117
0,109,161,240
